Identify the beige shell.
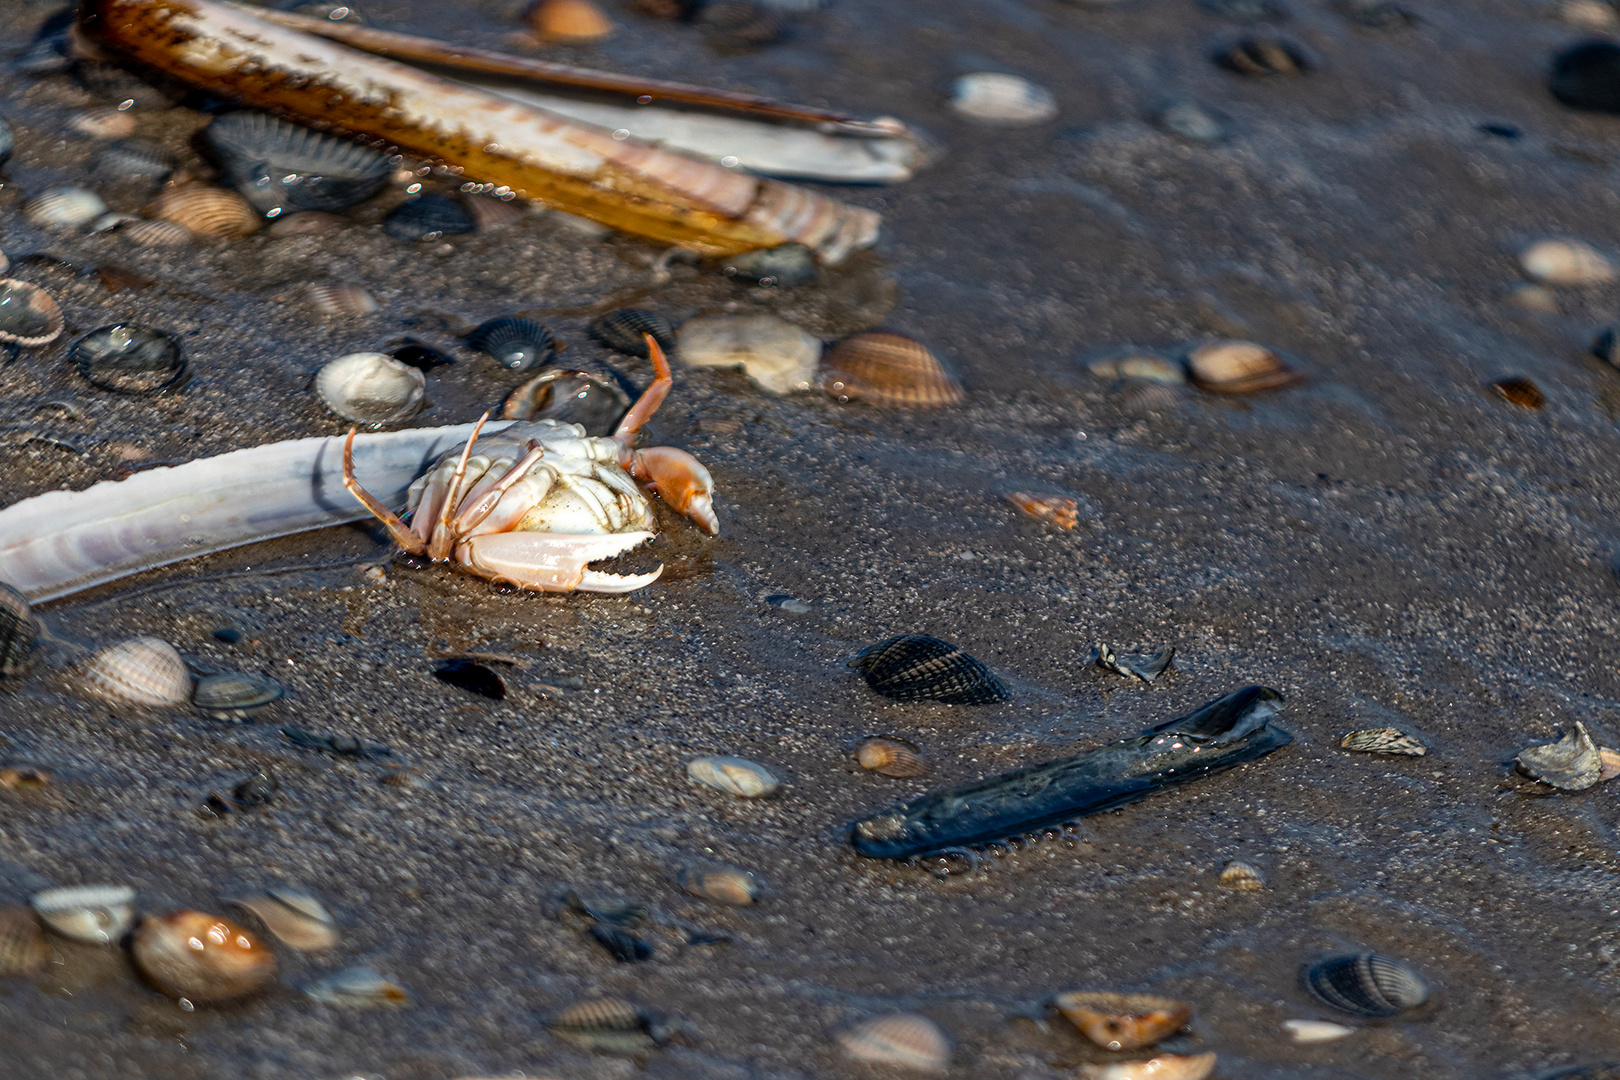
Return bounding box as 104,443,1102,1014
0,765,51,789
0,905,49,975
315,352,426,426
82,637,192,707
1187,340,1302,393
949,73,1057,125
1339,727,1426,756
1079,1053,1217,1080
823,331,963,408
1119,381,1181,416
304,966,410,1007
25,187,109,229
31,884,137,945
1520,239,1616,286
678,865,760,906
686,755,780,797
1283,1018,1354,1043
1089,353,1187,385
1054,992,1191,1051
527,0,615,41
835,1013,951,1072
230,886,338,951
677,314,821,395
1516,722,1604,790
132,910,276,1002
1505,283,1558,313
146,186,261,238
267,211,346,236
0,279,65,347
1218,861,1265,892
855,737,931,778
1602,745,1620,782
306,282,379,318
121,219,194,247
70,107,137,139
1007,493,1079,531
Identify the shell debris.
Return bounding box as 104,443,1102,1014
677,313,821,394
834,1013,951,1072
31,884,136,945
1217,860,1265,891
1078,1053,1217,1080
590,309,677,357
306,282,379,318
1491,376,1545,410
678,864,761,905
1007,493,1079,530
855,736,930,778
1520,239,1617,285
823,331,963,408
81,637,192,707
1283,1018,1354,1043
949,73,1057,125
1089,353,1187,385
1339,727,1426,756
0,905,49,975
1217,36,1309,76
305,966,411,1007
1516,722,1606,790
229,885,337,951
686,755,781,797
1053,991,1192,1051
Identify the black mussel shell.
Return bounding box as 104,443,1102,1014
721,243,818,287
383,194,476,241
204,112,391,216
71,325,189,395
389,338,456,372
1216,36,1310,76
1302,953,1430,1018
0,583,39,679
469,317,555,372
1551,42,1620,115
433,658,507,700
849,635,1010,705
94,138,175,184
590,922,653,963
589,309,676,357
504,369,631,435
1199,0,1287,23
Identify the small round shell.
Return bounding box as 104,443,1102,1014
502,369,630,435
678,313,821,394
1302,953,1429,1018
0,280,64,347
305,966,410,1007
1078,1053,1217,1080
203,112,391,216
25,187,109,229
855,737,930,778
1217,36,1309,76
70,106,136,139
590,308,677,357
82,637,192,707
132,910,276,1002
72,325,189,395
850,635,1009,705
949,73,1057,125
527,0,615,41
823,331,963,408
1186,339,1303,393
306,282,379,318
835,1013,951,1072
147,186,260,238
1339,727,1426,756
315,352,426,426
686,755,780,797
1053,992,1192,1051
468,317,555,372
1521,239,1616,285
31,884,136,945
678,865,761,905
1516,723,1603,790
193,672,284,719
383,194,476,241
1218,861,1265,891
1283,1018,1354,1043
0,583,39,679
0,905,49,975
119,219,193,247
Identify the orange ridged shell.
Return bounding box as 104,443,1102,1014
1054,991,1192,1051
823,331,963,408
855,737,930,778
146,186,260,238
526,0,615,42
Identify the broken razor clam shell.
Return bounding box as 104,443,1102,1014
229,886,337,951
1516,722,1606,790
676,313,820,394
1340,727,1426,756
193,672,284,718
72,325,189,395
949,73,1057,125
1078,1053,1216,1080
31,884,137,944
305,965,410,1007
132,911,277,1002
502,369,631,435
314,352,426,426
855,737,930,778
686,755,780,797
548,997,676,1054
82,637,192,707
850,635,1009,705
0,583,39,679
835,1013,951,1072
1053,992,1192,1051
467,317,555,372
590,309,677,357
0,280,66,347
850,686,1291,859
1093,643,1175,683
1303,953,1430,1018
203,110,393,216
823,331,963,408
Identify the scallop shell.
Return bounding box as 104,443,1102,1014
1283,1019,1354,1043
0,582,39,679
686,755,780,797
70,106,137,139
82,637,192,707
549,997,673,1054
468,317,555,372
315,352,426,426
1079,1054,1217,1080
835,1013,951,1072
383,194,476,241
1054,992,1192,1051
0,905,48,975
823,331,963,408
132,911,276,1002
678,864,761,905
1302,953,1429,1018
31,884,136,945
855,737,930,778
1218,861,1265,891
949,73,1058,125
1217,37,1309,76
193,672,284,719
94,138,174,183
678,313,821,394
72,325,189,395
527,0,615,41
1520,239,1616,285
306,282,379,317
1516,723,1604,790
229,887,336,951
24,187,109,229
305,966,410,1007
1339,727,1426,756
590,309,677,357
203,111,391,216
850,634,1010,705
146,186,261,238
502,369,630,435
0,280,64,347
120,219,193,247
1007,493,1079,530
1186,339,1303,393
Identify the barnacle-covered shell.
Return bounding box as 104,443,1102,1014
203,111,391,216
119,219,192,247
1303,953,1429,1018
315,352,426,426
589,308,676,357
305,966,410,1007
25,187,109,229
0,583,39,679
1217,36,1309,75
1186,340,1303,393
1340,727,1426,756
31,884,136,944
147,186,260,237
549,997,674,1054
193,672,284,719
1521,239,1617,285
230,886,336,951
1218,861,1265,891
1079,1053,1217,1080
70,106,137,139
1283,1019,1354,1043
502,369,630,435
132,911,276,1002
949,73,1057,125
468,317,555,372
850,635,1010,705
72,325,189,395
1054,992,1192,1051
82,637,192,707
835,1013,951,1072
1516,723,1604,790
855,737,930,778
306,282,378,317
687,755,780,797
527,0,615,41
0,281,64,347
1007,493,1079,530
679,864,761,905
0,905,49,975
823,331,963,408
383,194,476,241
678,313,821,394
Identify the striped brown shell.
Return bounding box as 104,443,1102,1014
0,905,48,975
0,583,38,679
855,737,930,778
305,282,379,317
1186,340,1302,393
121,219,193,247
146,186,261,238
548,997,674,1053
1218,860,1265,891
82,637,192,707
823,331,964,408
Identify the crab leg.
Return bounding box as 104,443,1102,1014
459,531,662,593
613,336,675,449
429,412,491,561
342,428,430,555
628,447,719,535
451,442,549,534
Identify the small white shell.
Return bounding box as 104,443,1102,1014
1562,0,1619,30
315,352,426,426
229,885,338,951
31,883,136,944
686,755,780,797
70,106,137,139
836,1013,951,1072
25,187,109,229
676,314,821,395
82,636,192,707
306,282,379,317
1218,860,1265,891
1283,1019,1354,1043
949,73,1058,125
1520,239,1617,286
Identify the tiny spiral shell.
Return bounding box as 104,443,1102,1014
146,186,260,238
82,637,192,707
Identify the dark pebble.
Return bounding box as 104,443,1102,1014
1550,41,1620,114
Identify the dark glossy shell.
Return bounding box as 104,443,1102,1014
1551,42,1620,114
589,309,676,357
502,369,630,435
193,673,284,719
94,138,175,184
0,280,65,347
1302,953,1429,1018
590,922,652,962
0,584,39,680
433,658,506,700
1217,36,1310,76
71,325,189,395
722,243,818,287
850,635,1009,705
468,317,555,372
383,194,476,241
204,112,391,216
1492,377,1545,410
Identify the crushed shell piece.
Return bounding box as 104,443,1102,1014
1520,239,1616,285
1340,727,1426,756
1283,1018,1354,1043
835,1013,951,1072
1054,992,1191,1051
1078,1053,1217,1080
1516,722,1605,790
1008,493,1078,530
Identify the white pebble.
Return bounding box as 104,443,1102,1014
949,73,1057,125
1283,1018,1355,1044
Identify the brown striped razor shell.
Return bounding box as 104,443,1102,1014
1054,991,1192,1051
79,0,881,262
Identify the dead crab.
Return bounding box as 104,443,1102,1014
341,337,717,592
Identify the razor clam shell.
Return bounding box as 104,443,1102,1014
1302,953,1429,1018
1339,727,1426,756
835,1013,951,1072
31,884,136,944
82,637,192,707
0,421,508,602
850,634,1009,705
1516,722,1604,790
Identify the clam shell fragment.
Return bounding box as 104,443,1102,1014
677,313,821,394
230,886,336,951
1054,992,1192,1051
1187,339,1302,393
70,106,137,139
835,1013,951,1072
1302,953,1429,1018
549,997,674,1054
823,331,963,408
0,905,48,975
306,282,379,317
0,280,65,347
1217,36,1309,76
315,352,426,426
1516,722,1605,790
1520,239,1616,285
851,635,1010,705
855,737,930,778
686,755,780,797
1340,727,1426,756
82,637,192,707
305,966,410,1007
1218,861,1265,891
678,865,761,905
31,884,136,945
949,73,1057,125
1079,1054,1217,1080
132,910,277,1002
1089,352,1186,385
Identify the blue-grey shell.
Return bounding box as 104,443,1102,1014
469,317,555,372
204,112,390,216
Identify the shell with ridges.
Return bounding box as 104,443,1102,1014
384,194,476,241
823,331,963,407
193,672,284,718
468,317,555,372
0,281,64,347
25,187,109,229
548,997,673,1054
315,352,426,426
835,1013,951,1072
1054,992,1192,1051
687,755,780,797
1187,339,1302,393
147,186,260,237
590,309,676,357
1079,1053,1217,1080
0,583,39,679
94,138,174,182
850,634,1009,705
131,910,276,1002
678,313,821,394
855,737,930,777
0,905,49,974
1302,953,1429,1018
1516,722,1604,790
82,637,192,707
306,282,379,317
120,219,193,246
203,111,391,216
1218,861,1265,891
30,884,136,944
949,73,1057,125
1340,727,1426,756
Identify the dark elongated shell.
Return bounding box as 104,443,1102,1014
589,309,676,357
1217,37,1310,76
204,112,391,217
502,369,630,435
468,317,555,372
549,998,674,1055
72,325,189,395
824,332,964,408
383,194,476,241
0,905,48,976
0,583,39,680
590,921,652,962
1302,953,1429,1018
850,635,1009,705
193,672,284,718
0,280,65,347
1551,42,1620,114
433,658,506,700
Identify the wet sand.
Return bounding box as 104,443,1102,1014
2,0,1620,1077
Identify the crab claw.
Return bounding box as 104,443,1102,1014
629,446,719,535
458,531,662,593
